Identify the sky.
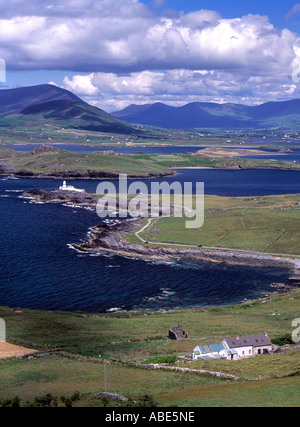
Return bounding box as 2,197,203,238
2,0,300,111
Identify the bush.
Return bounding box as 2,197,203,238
136,393,158,408
0,396,21,408
271,334,294,346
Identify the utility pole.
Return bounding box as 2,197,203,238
100,355,108,392
104,360,107,392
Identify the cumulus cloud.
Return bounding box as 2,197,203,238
1,0,300,107
0,0,299,75
62,68,300,112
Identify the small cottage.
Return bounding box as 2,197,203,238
168,324,189,340
223,333,273,359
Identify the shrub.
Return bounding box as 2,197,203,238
271,334,294,346
136,393,158,408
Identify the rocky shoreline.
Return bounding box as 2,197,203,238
71,218,297,268
22,188,99,207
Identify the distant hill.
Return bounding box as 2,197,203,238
0,84,137,134
112,99,300,130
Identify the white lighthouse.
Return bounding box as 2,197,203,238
59,181,85,193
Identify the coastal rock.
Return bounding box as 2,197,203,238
22,188,98,205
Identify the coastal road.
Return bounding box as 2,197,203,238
135,218,154,243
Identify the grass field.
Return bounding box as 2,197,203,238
133,194,300,256
0,288,300,406
1,356,299,407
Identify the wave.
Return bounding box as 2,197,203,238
106,307,123,313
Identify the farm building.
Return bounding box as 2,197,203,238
168,324,189,340
193,333,273,361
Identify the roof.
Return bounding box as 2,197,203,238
223,334,271,349
194,342,227,355
221,348,238,356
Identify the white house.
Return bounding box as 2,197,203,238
193,333,273,361
59,181,85,193
223,334,273,359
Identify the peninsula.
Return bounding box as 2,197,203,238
1,145,300,180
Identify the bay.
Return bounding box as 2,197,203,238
0,168,298,313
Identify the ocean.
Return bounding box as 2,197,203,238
0,168,298,313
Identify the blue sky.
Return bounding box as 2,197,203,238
142,0,300,29
1,0,300,110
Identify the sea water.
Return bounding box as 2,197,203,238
0,170,298,313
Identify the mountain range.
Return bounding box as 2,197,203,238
0,84,136,134
1,84,300,132
112,100,300,130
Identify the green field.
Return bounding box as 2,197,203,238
0,117,294,148
0,288,300,407
133,194,300,256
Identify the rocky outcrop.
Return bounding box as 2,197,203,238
22,188,98,206
95,392,129,402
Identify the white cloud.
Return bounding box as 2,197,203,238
62,67,300,112
0,1,299,76
1,1,300,106
63,74,99,96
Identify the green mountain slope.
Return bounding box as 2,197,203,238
0,84,137,134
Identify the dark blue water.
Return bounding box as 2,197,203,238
0,169,297,313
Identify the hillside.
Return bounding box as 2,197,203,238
0,84,137,134
0,84,82,116
112,99,300,130
0,288,300,407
